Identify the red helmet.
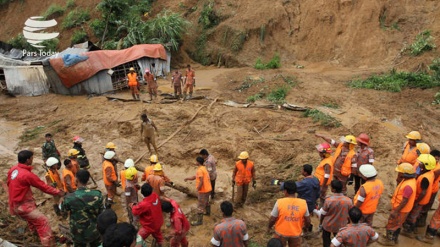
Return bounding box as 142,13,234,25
316,143,332,154
356,133,370,146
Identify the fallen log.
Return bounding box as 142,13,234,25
281,103,309,111
106,96,151,103
167,184,197,198
222,100,250,108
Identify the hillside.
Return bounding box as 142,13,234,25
1,0,439,68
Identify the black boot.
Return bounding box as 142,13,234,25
205,204,211,216
401,222,416,238
378,230,396,246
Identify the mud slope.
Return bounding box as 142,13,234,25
0,64,439,245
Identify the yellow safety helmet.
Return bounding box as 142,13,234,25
237,151,249,160
105,142,117,149
150,155,158,163
153,163,162,171
405,131,421,140
417,154,436,170
125,167,138,180
342,135,357,145
395,163,415,174
68,149,80,156
417,143,431,154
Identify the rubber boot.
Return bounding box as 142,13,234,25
416,226,435,244
394,228,401,243
191,214,203,226
378,230,396,246
204,204,211,216
401,222,416,238
132,93,136,100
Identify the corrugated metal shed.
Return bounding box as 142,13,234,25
3,66,49,96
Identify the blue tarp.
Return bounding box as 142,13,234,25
62,54,88,67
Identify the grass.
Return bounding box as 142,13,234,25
20,126,45,142
198,1,219,29
42,4,65,19
254,54,281,70
267,86,289,104
246,92,264,103
349,69,439,92
407,30,436,56
66,0,75,9
62,8,90,29
433,92,440,105
303,109,341,127
235,76,265,91
322,102,340,109
231,31,246,52
71,30,88,45
277,74,297,87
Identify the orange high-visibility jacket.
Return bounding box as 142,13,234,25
392,178,416,213
234,160,254,186
431,162,440,193
398,141,419,166
315,157,334,186
416,171,434,205
127,73,138,86
333,143,355,176
120,170,126,191
45,169,63,190
102,160,117,186
196,166,212,193
62,169,77,192
354,179,384,214
274,197,308,237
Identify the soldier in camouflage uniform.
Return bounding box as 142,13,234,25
61,170,103,246
42,133,60,163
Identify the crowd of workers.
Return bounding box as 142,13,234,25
126,64,196,101
5,124,440,247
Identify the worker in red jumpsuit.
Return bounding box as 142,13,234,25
161,198,190,247
7,150,65,246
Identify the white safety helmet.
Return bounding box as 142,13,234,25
359,164,377,178
104,151,116,159
46,157,59,167
124,159,135,168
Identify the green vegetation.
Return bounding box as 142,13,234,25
246,92,264,103
429,58,440,82
303,109,341,127
231,31,246,52
193,32,210,65
322,102,340,109
62,8,90,29
0,0,11,5
254,54,281,70
407,30,436,56
42,4,65,19
349,69,439,92
267,86,289,104
66,0,76,9
260,25,266,43
199,1,220,29
277,74,297,87
236,76,265,91
20,126,45,143
9,34,58,52
71,30,88,45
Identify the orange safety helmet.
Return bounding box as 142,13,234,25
356,133,370,146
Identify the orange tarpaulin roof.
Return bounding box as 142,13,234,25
49,44,167,88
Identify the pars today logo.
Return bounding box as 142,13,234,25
22,16,60,56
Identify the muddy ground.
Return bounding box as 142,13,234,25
0,64,439,246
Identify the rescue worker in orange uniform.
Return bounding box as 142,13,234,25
401,154,436,238
353,164,383,226
378,163,417,246
127,67,140,100
314,142,334,207
352,133,375,193
142,155,172,184
146,164,167,196
397,131,422,166
45,157,64,215
62,159,77,193
183,64,195,100
415,144,434,227
102,151,120,207
316,134,357,195
232,151,256,207
184,157,212,226
268,180,311,247
67,149,80,176
144,69,157,101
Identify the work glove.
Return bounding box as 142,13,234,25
252,180,257,189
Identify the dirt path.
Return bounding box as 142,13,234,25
0,64,439,246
